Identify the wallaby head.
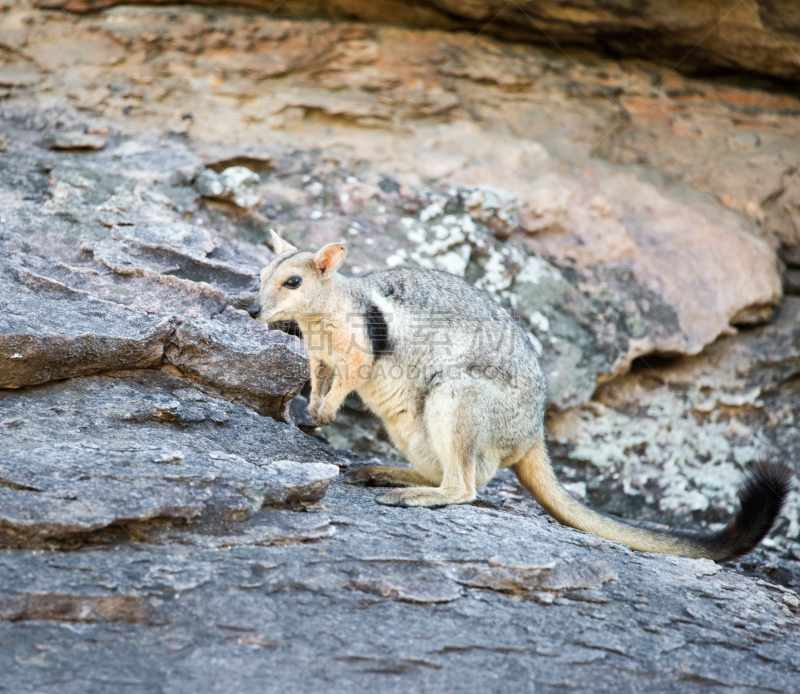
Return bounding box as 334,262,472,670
248,230,347,323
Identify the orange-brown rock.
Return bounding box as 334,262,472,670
32,0,800,82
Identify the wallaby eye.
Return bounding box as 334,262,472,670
283,275,302,289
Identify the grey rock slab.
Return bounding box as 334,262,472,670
89,237,261,297
0,371,344,547
0,479,798,693
0,145,306,417
0,138,271,299
183,512,335,549
290,394,319,428
165,306,309,419
19,248,235,318
254,459,339,504
0,266,175,388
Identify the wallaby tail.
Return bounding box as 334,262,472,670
512,440,792,562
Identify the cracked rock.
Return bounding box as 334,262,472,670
0,268,176,388
164,306,309,420
0,372,345,548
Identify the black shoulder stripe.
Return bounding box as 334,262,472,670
364,303,392,358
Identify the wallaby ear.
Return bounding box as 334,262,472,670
270,229,298,255
312,243,347,279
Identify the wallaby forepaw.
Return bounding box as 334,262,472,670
313,402,337,424
316,409,336,425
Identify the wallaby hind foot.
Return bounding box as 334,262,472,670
374,486,477,508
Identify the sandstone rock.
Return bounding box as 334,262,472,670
518,182,570,235
766,176,800,267
0,267,175,388
520,164,783,355
165,306,308,419
5,4,798,290
35,0,800,83
0,372,345,548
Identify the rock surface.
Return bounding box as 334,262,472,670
0,120,308,419
0,266,175,388
0,371,344,548
548,295,800,534
32,0,800,82
165,307,308,419
1,477,799,693
0,2,799,691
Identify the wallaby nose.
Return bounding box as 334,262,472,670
248,304,261,319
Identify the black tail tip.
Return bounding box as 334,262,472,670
721,459,793,561
740,459,793,516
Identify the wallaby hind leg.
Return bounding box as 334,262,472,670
374,447,477,507
344,466,435,488
375,390,477,508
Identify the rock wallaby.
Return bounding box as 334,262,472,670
249,230,791,561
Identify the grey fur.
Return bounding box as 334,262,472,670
347,266,546,449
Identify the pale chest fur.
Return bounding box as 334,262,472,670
298,315,369,370
356,371,415,423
